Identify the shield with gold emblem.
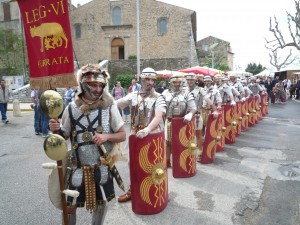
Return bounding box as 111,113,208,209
248,96,255,127
129,131,168,215
223,104,236,144
216,107,225,152
254,95,261,123
235,101,242,136
241,100,249,132
260,93,268,117
200,113,221,164
171,117,197,178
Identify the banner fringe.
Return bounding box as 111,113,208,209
30,74,78,90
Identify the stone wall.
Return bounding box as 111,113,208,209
70,0,198,67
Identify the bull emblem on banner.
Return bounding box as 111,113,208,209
30,22,68,52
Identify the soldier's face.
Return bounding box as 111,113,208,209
143,78,154,91
172,81,181,91
230,77,236,83
87,82,104,98
214,78,222,85
204,81,212,87
187,79,195,87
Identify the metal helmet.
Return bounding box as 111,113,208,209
169,74,184,92
214,74,222,82
77,64,108,99
140,67,157,90
203,75,212,82
140,67,157,80
222,76,230,81
185,72,196,80
78,64,107,84
229,73,238,79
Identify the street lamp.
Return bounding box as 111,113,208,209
136,0,140,80
209,43,218,69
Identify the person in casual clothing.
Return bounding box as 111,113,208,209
64,87,75,107
295,79,300,99
0,79,9,124
128,78,141,93
31,90,41,135
264,77,272,101
111,81,126,116
36,90,51,138
49,64,126,225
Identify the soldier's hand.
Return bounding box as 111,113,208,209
212,110,219,118
49,119,60,132
183,112,193,123
136,127,151,139
93,133,107,146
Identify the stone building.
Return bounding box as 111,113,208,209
197,36,234,70
0,0,198,75
0,0,21,32
69,0,198,68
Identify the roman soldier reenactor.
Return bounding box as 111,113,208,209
49,64,126,225
162,73,196,172
116,68,167,215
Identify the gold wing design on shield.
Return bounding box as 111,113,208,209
139,137,166,207
224,107,231,139
206,118,217,159
179,122,196,173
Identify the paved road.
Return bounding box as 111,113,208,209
0,99,300,225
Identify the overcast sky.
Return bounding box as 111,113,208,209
71,0,298,71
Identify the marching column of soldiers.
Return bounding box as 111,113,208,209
114,68,269,215
45,65,269,224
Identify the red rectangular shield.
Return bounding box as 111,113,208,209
129,131,168,215
171,117,196,178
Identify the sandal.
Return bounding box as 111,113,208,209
118,190,131,203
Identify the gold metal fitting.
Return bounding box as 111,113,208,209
222,126,226,132
231,121,237,127
44,134,68,161
188,142,197,156
152,163,165,185
215,135,221,142
239,117,243,121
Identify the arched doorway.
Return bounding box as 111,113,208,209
111,38,124,60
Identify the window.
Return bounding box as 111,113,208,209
3,3,11,21
112,6,121,25
74,24,81,39
202,44,208,52
158,18,167,36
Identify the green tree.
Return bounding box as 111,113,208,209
0,28,26,76
109,73,134,92
245,63,266,75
